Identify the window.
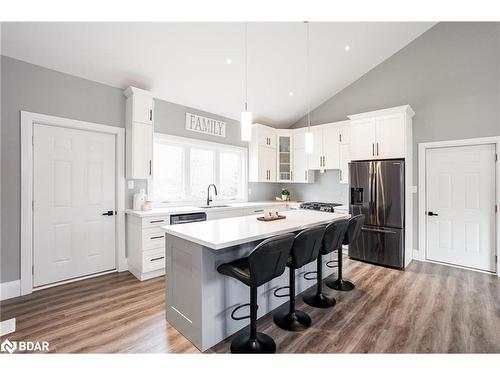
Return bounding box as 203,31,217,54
152,134,247,204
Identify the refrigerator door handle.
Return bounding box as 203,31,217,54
361,227,397,235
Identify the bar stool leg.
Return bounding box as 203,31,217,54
303,255,336,308
230,286,276,353
326,247,355,291
273,268,312,332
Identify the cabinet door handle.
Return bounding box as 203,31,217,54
323,156,326,167
149,219,164,224
149,109,152,122
340,170,342,181
290,170,293,180
376,142,379,156
150,235,164,240
254,209,264,213
339,134,342,143
150,256,165,262
305,170,307,180
149,160,152,175
372,143,375,156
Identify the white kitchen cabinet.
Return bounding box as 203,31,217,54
349,118,376,160
249,124,277,182
339,144,350,184
124,86,154,179
276,130,293,182
292,128,315,183
307,121,348,170
322,124,340,170
348,106,414,160
339,124,350,144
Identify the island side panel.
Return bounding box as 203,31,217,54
165,234,204,350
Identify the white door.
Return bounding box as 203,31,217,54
258,146,276,182
33,124,117,287
426,144,496,272
350,118,376,160
375,114,405,159
322,124,340,169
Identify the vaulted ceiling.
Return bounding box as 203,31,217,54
1,22,435,127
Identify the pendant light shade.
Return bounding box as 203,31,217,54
241,23,252,141
241,111,252,141
304,21,313,154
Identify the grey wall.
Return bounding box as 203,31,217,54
290,22,500,250
0,56,275,283
284,170,348,204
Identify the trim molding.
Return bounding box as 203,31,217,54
0,318,16,337
21,111,127,296
0,280,21,301
418,136,500,277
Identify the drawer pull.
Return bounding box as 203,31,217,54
254,209,264,213
150,256,165,262
149,219,165,223
150,235,164,240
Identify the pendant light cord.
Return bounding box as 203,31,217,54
305,21,311,131
244,22,248,112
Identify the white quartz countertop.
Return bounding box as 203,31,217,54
162,209,350,250
125,201,299,218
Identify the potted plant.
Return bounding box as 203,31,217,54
281,188,290,201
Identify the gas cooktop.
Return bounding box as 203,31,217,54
299,202,343,212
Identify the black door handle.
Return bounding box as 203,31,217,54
427,211,438,216
102,210,114,216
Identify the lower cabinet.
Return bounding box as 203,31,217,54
126,204,291,281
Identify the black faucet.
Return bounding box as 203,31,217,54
206,184,218,206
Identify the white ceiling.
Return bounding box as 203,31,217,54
1,22,435,127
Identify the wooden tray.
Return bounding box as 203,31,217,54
257,215,286,222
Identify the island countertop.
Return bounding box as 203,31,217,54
162,209,349,250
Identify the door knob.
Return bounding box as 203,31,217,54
102,210,115,216
427,211,438,216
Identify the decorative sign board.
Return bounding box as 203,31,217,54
185,112,226,138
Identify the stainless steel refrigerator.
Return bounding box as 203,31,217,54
348,159,405,268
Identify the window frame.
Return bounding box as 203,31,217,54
151,133,248,207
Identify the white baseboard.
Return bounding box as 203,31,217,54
413,249,420,261
0,318,16,336
0,280,21,301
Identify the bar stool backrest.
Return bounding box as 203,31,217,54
343,214,365,246
322,219,349,253
248,233,295,287
290,225,326,269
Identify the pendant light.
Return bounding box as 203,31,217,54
241,23,252,141
304,21,313,154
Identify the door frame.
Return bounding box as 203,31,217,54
21,111,127,295
418,136,500,276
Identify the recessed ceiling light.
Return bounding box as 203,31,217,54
226,58,232,64
344,45,351,52
289,91,294,97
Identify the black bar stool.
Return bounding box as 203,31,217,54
303,219,349,308
217,233,295,354
273,225,326,331
326,214,365,291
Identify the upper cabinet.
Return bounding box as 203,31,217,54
124,87,155,179
348,105,414,161
276,130,293,182
249,124,277,183
307,121,347,171
292,128,314,184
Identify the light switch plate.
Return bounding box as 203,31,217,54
128,180,135,189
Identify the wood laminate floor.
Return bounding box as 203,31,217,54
1,260,499,353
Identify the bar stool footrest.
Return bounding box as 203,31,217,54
273,286,290,298
326,260,338,268
303,271,317,281
230,303,255,321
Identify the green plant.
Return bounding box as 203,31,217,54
281,188,290,196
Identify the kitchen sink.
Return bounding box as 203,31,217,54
198,205,230,209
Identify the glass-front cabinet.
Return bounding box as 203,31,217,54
276,131,293,182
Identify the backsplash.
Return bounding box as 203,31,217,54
282,170,348,204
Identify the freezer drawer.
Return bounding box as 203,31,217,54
348,225,404,269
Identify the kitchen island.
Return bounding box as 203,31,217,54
162,209,349,351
